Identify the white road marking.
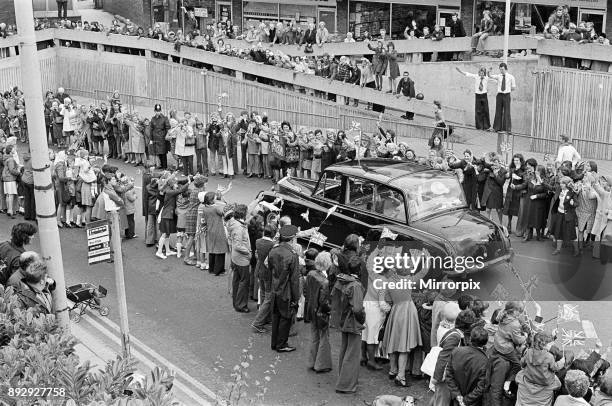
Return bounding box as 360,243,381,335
514,253,563,265
83,314,217,404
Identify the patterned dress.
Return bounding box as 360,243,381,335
576,182,597,233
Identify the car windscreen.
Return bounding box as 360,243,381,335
392,172,467,222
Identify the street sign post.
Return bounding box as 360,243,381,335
86,220,111,265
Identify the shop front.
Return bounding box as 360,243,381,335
242,0,337,31
347,0,461,39
473,0,607,35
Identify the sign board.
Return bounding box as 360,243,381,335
194,8,208,18
86,220,111,264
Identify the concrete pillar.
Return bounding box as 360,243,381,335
235,71,244,80
97,43,104,52
145,49,152,58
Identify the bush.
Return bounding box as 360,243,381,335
0,285,179,406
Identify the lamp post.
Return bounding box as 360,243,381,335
502,0,511,65
14,0,70,329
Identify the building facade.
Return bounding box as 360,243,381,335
122,0,611,38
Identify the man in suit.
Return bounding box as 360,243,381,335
446,326,490,406
489,62,516,133
251,225,276,333
268,225,301,352
396,71,416,120
57,0,68,19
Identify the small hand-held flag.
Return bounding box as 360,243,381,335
324,205,338,221
381,227,398,240
558,304,581,323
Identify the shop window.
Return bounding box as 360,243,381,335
348,1,390,39
391,4,436,39
475,1,579,34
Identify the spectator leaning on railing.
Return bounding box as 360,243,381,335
471,10,493,55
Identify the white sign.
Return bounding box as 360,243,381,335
194,8,208,18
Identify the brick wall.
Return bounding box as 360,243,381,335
461,0,474,36
0,0,16,26
103,0,147,27
337,0,348,35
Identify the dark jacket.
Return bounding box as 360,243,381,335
269,242,301,318
160,184,189,220
255,237,275,289
397,77,416,98
446,345,489,406
433,328,465,382
0,240,24,285
330,274,365,334
449,19,467,37
300,29,317,46
206,123,221,151
304,270,331,328
149,114,170,155
551,188,578,223
15,280,53,317
146,180,159,217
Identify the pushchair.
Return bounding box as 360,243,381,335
66,283,110,323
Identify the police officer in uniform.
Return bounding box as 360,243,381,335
269,224,301,352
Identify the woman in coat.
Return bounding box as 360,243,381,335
174,118,195,176
551,176,579,256
448,149,479,209
60,97,79,147
43,91,55,144
386,42,400,94
575,161,598,251
482,157,507,225
380,267,422,388
503,154,527,235
200,191,229,276
516,158,536,238
524,166,550,241
367,40,386,91
2,145,21,218
281,122,299,177
591,176,612,261
126,113,146,166
155,177,188,260
53,150,70,227
305,252,333,373
219,121,234,179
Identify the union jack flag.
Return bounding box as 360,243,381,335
561,329,586,347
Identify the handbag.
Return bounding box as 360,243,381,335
420,329,463,377
185,134,196,147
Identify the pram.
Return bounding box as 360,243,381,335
66,283,110,323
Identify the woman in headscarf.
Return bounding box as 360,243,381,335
126,112,146,166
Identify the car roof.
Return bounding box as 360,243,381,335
326,158,445,185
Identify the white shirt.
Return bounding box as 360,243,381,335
465,72,489,94
490,73,516,94
558,189,568,213
556,144,581,165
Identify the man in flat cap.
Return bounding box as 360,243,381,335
268,224,301,352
